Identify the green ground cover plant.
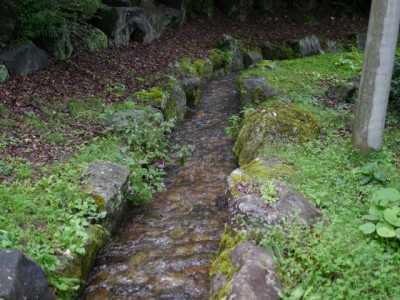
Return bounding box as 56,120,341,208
0,95,189,297
235,48,400,299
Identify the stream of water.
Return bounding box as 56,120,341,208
83,74,239,299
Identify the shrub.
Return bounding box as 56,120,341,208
13,0,105,39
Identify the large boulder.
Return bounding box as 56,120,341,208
261,42,296,60
288,35,324,57
211,242,281,300
180,74,201,106
228,242,281,299
243,48,263,68
215,0,252,21
0,249,55,300
0,0,16,43
41,26,73,60
140,0,166,40
234,102,319,165
95,7,158,45
0,44,51,76
227,156,322,228
0,64,9,83
227,167,322,228
216,35,244,72
81,161,131,233
326,77,359,103
238,76,277,107
80,27,108,52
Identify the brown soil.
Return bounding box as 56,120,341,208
0,6,368,181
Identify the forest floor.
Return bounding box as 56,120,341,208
0,6,368,181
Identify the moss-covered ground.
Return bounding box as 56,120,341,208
232,48,400,298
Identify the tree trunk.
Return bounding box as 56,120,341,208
352,0,400,153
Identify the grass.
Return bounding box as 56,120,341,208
236,48,400,299
0,95,187,297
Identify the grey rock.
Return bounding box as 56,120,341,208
164,79,187,121
0,44,51,76
243,49,263,68
164,7,183,27
239,76,277,106
227,242,281,300
0,0,16,43
289,35,324,57
41,26,73,60
261,42,295,60
216,35,244,72
81,161,131,233
80,27,108,52
0,64,9,83
101,109,147,130
346,32,368,50
326,79,359,103
95,7,157,45
228,175,322,228
180,74,201,106
211,270,228,296
140,0,166,40
0,249,55,300
324,39,340,53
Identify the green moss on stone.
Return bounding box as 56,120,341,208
241,158,294,181
82,28,108,52
209,49,223,70
210,226,247,299
131,86,167,109
0,64,9,83
194,59,205,78
234,102,319,165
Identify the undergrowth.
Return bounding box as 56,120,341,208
0,98,190,298
234,47,400,299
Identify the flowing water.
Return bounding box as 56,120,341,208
83,74,239,299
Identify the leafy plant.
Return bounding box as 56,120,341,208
13,0,106,39
226,115,241,138
353,162,389,185
359,188,400,239
259,180,278,205
0,160,13,176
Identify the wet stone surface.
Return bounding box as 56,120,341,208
83,74,239,299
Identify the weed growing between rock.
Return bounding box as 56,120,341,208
232,47,400,298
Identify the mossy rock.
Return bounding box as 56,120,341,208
56,225,109,294
129,77,187,121
261,42,296,60
234,102,319,165
238,76,277,107
241,156,295,182
210,226,247,300
129,86,168,109
0,64,9,83
209,49,224,70
81,27,108,52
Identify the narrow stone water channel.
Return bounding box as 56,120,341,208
83,74,240,299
